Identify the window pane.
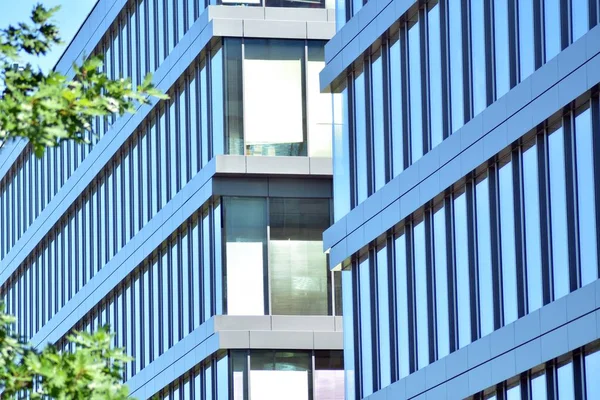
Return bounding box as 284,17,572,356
371,52,386,190
523,143,543,311
499,160,518,324
519,0,535,80
476,177,494,336
544,0,561,61
575,107,597,285
471,0,487,114
224,197,266,315
506,383,521,400
342,270,356,399
359,257,373,397
408,18,423,162
250,351,310,400
354,69,368,204
244,40,306,156
428,3,443,147
333,86,350,221
548,125,570,299
448,0,464,132
211,45,224,157
557,362,575,400
376,246,391,387
395,232,410,378
454,192,472,348
494,0,511,98
203,211,212,320
224,39,243,155
315,351,344,400
308,42,333,157
389,35,404,177
585,350,600,398
269,198,330,315
572,0,589,41
414,220,429,369
433,206,450,358
531,372,547,400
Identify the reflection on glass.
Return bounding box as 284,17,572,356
494,0,510,98
506,383,521,400
232,351,247,400
224,197,266,315
342,270,356,399
224,39,244,155
395,232,410,378
315,351,345,400
250,351,311,400
557,362,575,400
408,19,423,162
548,126,570,299
389,35,404,177
333,86,351,221
572,0,589,41
355,70,368,204
244,40,306,156
531,371,547,399
434,206,450,358
476,178,494,336
471,0,487,114
519,0,535,80
454,193,472,348
575,107,598,285
585,350,600,398
414,221,429,369
372,52,386,191
308,43,334,157
211,45,224,156
523,144,543,312
544,0,561,61
428,4,443,147
269,198,330,315
499,160,518,324
376,246,391,387
359,257,373,396
448,0,464,132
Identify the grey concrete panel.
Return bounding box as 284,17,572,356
307,21,336,40
218,331,251,348
309,157,334,175
567,281,596,320
334,316,343,331
405,367,426,399
327,9,336,21
567,312,597,350
271,316,335,331
215,154,246,173
313,331,344,349
212,18,244,37
246,155,310,174
540,295,568,333
208,5,265,20
213,315,271,331
267,177,332,198
467,334,491,368
211,177,269,197
490,351,516,384
264,8,328,21
249,330,314,349
514,310,541,346
243,19,307,39
540,325,569,361
514,338,542,372
424,358,446,389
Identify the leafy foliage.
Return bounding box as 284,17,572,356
0,307,132,399
0,3,167,157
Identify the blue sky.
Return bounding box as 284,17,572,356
0,0,98,72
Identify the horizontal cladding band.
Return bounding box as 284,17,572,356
323,24,600,268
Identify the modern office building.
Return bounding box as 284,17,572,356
320,0,600,399
0,1,346,399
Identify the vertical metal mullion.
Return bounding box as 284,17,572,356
533,0,543,69
573,349,585,400
400,25,410,170
419,6,430,154
460,0,471,124
347,73,358,209
445,196,457,354
364,57,373,196
424,210,435,365
537,131,552,305
562,113,579,292
438,0,450,141
405,224,416,374
265,200,271,316
560,0,570,49
382,36,391,183
483,0,494,108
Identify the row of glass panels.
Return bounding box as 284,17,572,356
332,0,597,219
468,343,600,400
139,350,344,400
345,97,599,398
12,196,341,381
0,37,335,339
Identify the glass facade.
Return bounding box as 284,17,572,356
344,97,600,398
467,343,600,400
334,0,600,212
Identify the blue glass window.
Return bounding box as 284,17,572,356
518,0,535,80
454,192,472,348
428,3,443,147
172,238,180,344
359,257,373,397
389,35,404,177
557,362,575,400
200,60,209,166
544,0,562,61
202,210,212,320
408,18,423,162
470,0,487,115
523,143,543,312
371,51,386,191
499,159,518,325
395,231,410,378
506,382,521,400
214,203,223,315
333,86,351,221
376,245,391,387
448,0,464,132
531,371,547,399
413,220,429,369
572,0,589,41
575,107,597,285
548,125,570,299
586,350,600,397
354,69,368,204
476,177,494,336
433,205,450,358
211,45,224,157
342,270,356,399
